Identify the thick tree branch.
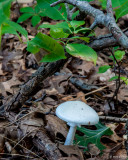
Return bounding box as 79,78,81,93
89,29,128,50
51,0,128,48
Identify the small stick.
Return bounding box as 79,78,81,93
99,116,128,122
84,83,114,97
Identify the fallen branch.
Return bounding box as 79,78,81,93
70,77,98,91
33,130,62,160
89,29,128,50
51,0,128,48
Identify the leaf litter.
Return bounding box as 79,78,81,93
0,1,128,160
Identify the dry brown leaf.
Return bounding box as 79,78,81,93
87,143,100,156
70,59,95,76
20,112,44,137
76,92,87,103
106,124,122,143
50,74,71,94
1,74,22,94
43,97,57,106
45,115,68,138
61,95,74,101
58,144,84,160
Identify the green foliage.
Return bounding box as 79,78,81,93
17,0,93,64
0,0,28,48
98,50,127,84
50,28,69,38
74,122,113,151
39,20,90,39
109,75,119,82
66,43,97,64
98,65,111,73
99,0,127,9
120,77,128,85
98,0,128,20
17,6,43,27
115,0,128,20
109,50,125,61
37,0,67,20
27,32,66,62
39,22,71,38
109,76,128,85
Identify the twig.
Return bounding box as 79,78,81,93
84,83,114,97
0,134,41,158
0,153,35,159
108,48,123,111
99,116,128,122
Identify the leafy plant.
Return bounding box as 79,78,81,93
0,0,28,48
74,122,113,151
17,5,44,27
26,0,97,64
18,0,68,26
98,50,128,85
27,32,66,62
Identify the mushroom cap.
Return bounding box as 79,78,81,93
56,101,99,126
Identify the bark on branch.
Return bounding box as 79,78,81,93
51,0,128,48
89,29,128,50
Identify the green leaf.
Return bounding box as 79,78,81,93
120,77,128,85
17,13,33,23
2,24,19,36
31,15,41,27
50,28,69,38
72,10,79,20
20,7,35,13
115,0,128,20
109,76,119,81
74,122,113,151
39,22,72,34
98,65,111,73
68,36,90,43
110,50,125,61
35,4,45,16
37,0,67,20
27,32,66,62
66,43,97,64
74,27,91,34
39,22,70,30
27,42,40,54
0,0,13,26
99,0,127,9
5,19,28,38
70,21,85,29
0,0,13,18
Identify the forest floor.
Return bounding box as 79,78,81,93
0,1,128,160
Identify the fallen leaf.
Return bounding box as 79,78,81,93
58,144,84,160
45,115,68,139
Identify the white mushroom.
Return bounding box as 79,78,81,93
56,101,99,145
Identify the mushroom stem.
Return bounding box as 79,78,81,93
64,125,77,145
